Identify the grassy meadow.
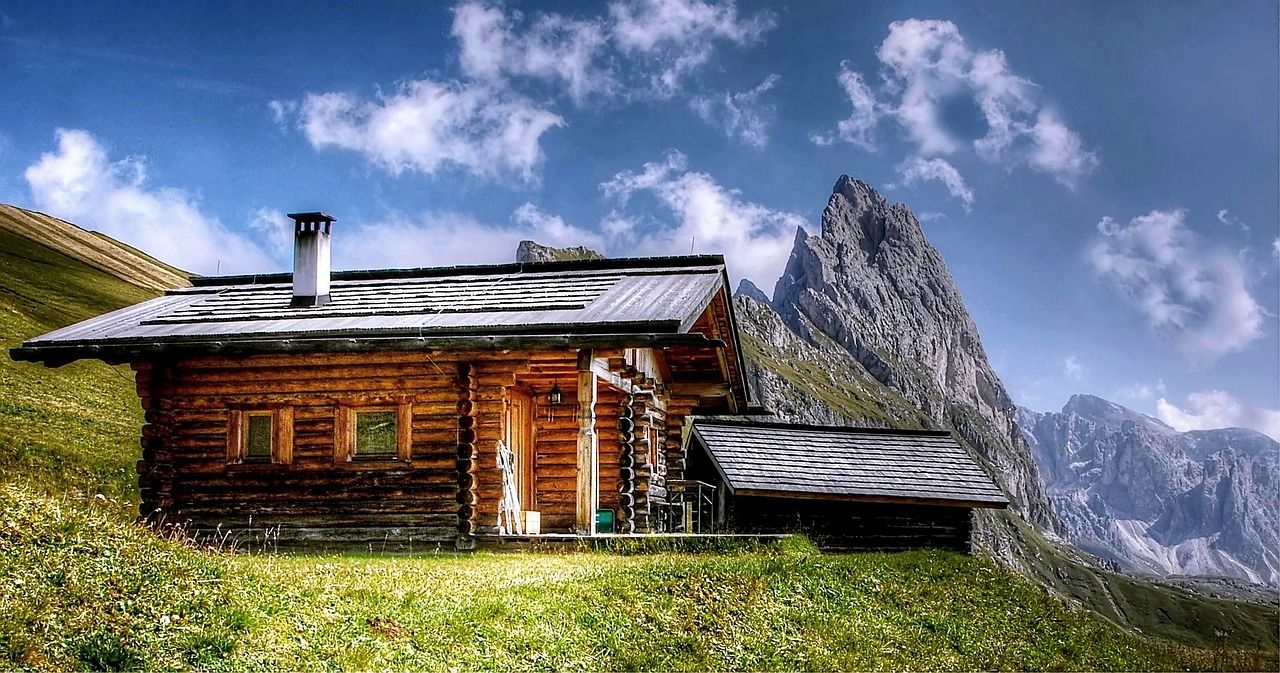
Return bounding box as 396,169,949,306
1,219,1277,671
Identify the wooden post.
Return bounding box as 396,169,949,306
575,349,598,535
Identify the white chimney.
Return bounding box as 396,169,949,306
287,212,334,308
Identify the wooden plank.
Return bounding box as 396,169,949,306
575,348,597,534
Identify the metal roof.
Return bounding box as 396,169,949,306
12,256,736,364
689,419,1009,508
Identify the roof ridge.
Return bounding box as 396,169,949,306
692,417,951,437
189,254,727,288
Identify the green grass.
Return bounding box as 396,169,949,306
1,224,1277,670
3,483,1275,671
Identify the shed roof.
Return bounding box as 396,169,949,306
11,256,740,367
689,419,1009,508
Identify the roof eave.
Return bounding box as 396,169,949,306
10,330,725,367
732,487,1010,509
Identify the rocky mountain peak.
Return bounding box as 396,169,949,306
734,278,770,304
768,176,1062,537
1061,394,1176,434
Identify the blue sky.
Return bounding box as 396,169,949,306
1,1,1276,437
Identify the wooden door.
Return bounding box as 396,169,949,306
506,389,535,509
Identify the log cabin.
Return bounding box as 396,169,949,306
12,211,1008,551
685,419,1008,551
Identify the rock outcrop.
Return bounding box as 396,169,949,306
1021,394,1279,586
515,240,604,263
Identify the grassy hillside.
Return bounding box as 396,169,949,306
0,226,156,501
0,204,188,292
1,225,1276,670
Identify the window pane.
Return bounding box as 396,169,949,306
355,411,397,456
246,415,272,458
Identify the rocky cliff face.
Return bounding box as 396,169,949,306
1020,394,1279,586
760,176,1062,538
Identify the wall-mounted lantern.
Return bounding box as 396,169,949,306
544,383,563,422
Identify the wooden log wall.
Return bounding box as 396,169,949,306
128,344,705,545
616,394,637,534
629,394,664,531
456,363,478,547
130,351,544,547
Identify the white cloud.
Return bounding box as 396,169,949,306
601,151,803,286
1061,355,1087,382
810,62,882,150
1114,379,1166,401
690,74,778,147
451,1,613,103
277,1,774,181
1216,208,1250,234
893,156,973,210
815,18,1097,188
1087,209,1265,364
511,202,606,250
278,80,563,181
1157,390,1280,442
247,208,293,259
609,0,774,95
23,129,274,275
334,206,603,271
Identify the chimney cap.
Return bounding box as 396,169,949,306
287,211,336,224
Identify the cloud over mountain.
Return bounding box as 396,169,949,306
23,129,274,275
814,19,1098,206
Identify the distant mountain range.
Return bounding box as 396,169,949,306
1020,394,1279,587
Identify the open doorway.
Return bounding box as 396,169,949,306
505,388,535,510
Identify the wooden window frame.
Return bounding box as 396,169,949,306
227,407,293,465
335,402,412,465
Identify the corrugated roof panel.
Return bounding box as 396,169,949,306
691,419,1009,507
19,259,727,348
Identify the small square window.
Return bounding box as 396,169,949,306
245,414,273,460
354,410,398,458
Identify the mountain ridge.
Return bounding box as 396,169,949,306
1021,394,1279,587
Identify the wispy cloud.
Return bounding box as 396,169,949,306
892,156,973,210
608,0,775,95
1060,355,1087,382
1216,208,1250,235
1157,390,1280,441
452,1,613,103
1087,209,1264,365
450,0,774,101
690,74,779,147
1113,379,1166,401
23,129,274,275
809,62,882,150
601,150,803,286
812,18,1098,201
